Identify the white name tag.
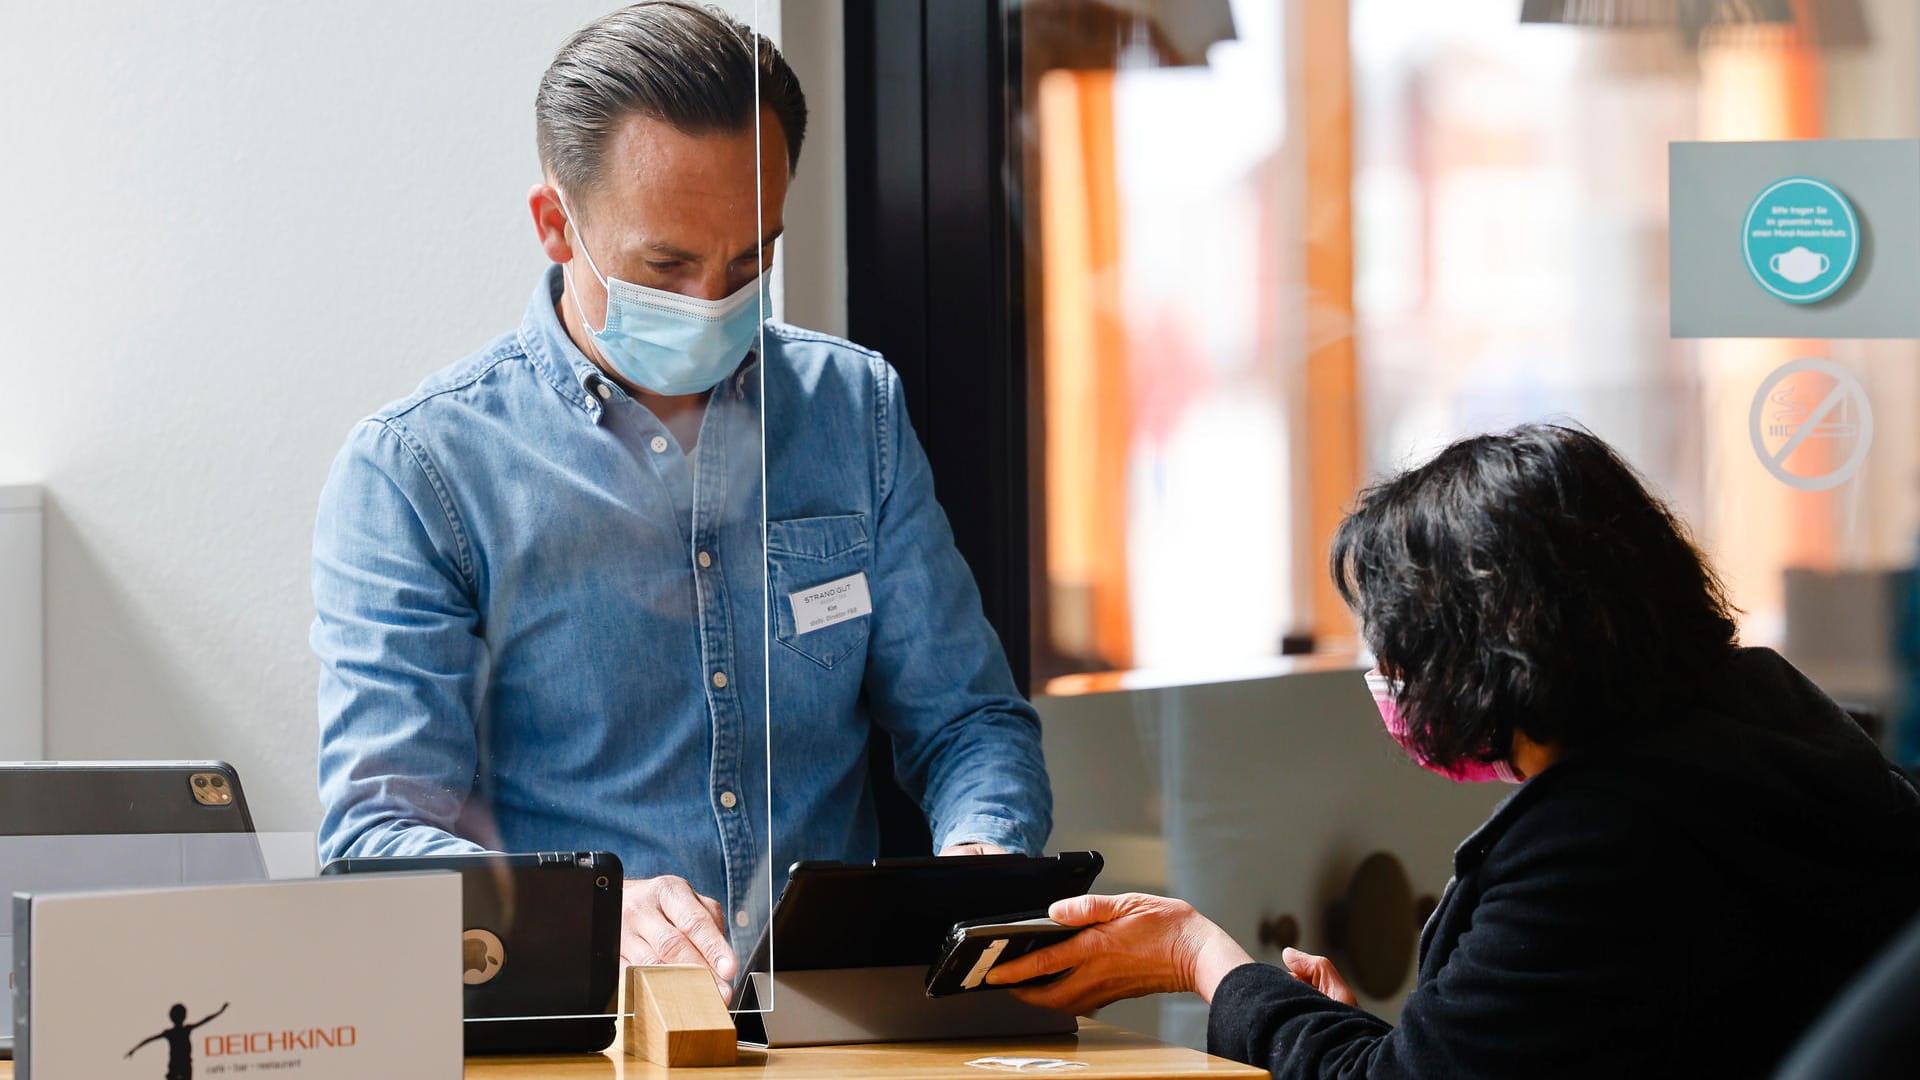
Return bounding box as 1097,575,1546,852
789,572,873,635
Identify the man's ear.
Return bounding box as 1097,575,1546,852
528,182,574,264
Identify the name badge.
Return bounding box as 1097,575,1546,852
789,572,873,636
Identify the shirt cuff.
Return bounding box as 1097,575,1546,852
935,813,1035,855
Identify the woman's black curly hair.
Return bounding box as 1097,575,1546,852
1330,423,1739,772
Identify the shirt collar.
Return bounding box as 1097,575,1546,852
520,264,611,419
518,263,765,422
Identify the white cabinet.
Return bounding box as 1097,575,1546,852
0,485,43,759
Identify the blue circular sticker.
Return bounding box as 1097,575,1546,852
1742,177,1859,304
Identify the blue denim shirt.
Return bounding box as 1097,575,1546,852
312,266,1051,943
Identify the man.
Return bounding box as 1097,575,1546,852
311,1,1051,1000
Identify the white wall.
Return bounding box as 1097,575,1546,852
0,1,797,832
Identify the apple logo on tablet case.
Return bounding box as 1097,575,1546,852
462,929,505,985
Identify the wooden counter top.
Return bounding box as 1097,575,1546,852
0,1019,1263,1078
459,1021,1266,1078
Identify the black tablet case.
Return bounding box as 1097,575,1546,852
321,851,622,1054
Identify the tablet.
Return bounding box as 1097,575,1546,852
321,851,623,1055
0,761,266,1057
0,759,257,835
732,851,1103,1006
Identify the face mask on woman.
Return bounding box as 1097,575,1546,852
1365,670,1523,784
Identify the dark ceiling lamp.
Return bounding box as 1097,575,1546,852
1519,0,1793,31
1520,0,1869,49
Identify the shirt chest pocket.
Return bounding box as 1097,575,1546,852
766,514,872,670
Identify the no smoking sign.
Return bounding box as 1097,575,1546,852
1748,358,1873,491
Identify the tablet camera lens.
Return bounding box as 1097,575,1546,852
188,773,231,805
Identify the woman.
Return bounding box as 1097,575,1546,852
988,424,1920,1077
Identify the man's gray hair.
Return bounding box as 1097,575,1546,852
536,1,807,197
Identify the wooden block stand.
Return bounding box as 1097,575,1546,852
624,964,739,1067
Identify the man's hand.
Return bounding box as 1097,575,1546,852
1281,946,1356,1005
938,842,1009,856
984,892,1252,1015
620,876,736,1003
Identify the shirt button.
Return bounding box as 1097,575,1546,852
698,551,713,569
735,910,750,928
712,671,728,689
719,790,737,809
650,436,669,454
595,383,613,400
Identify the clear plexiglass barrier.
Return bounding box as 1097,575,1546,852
301,3,785,1024
309,294,780,1023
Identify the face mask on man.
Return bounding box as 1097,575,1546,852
1365,670,1523,784
556,190,768,396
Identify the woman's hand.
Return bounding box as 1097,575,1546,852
983,892,1253,1015
1281,946,1357,1005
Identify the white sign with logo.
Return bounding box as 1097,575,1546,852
14,873,461,1078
